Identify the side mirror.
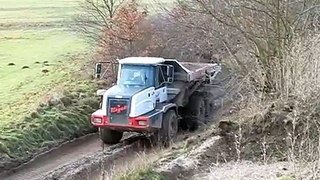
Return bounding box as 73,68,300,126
95,63,102,78
97,89,106,96
166,65,174,83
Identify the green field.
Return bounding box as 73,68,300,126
0,0,90,123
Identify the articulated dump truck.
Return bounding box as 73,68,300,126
91,57,221,145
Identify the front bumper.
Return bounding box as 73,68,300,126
91,111,152,132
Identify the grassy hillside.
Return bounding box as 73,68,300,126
0,0,90,123
0,0,100,170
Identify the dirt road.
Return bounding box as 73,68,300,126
0,134,101,180
0,132,148,180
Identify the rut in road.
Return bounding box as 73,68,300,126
42,134,152,180
0,133,148,180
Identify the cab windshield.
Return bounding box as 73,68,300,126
118,64,154,87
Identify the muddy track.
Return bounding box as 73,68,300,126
0,133,150,180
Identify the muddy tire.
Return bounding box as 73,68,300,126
99,128,123,144
186,94,207,131
151,110,178,147
207,97,218,116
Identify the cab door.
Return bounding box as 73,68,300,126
155,65,168,103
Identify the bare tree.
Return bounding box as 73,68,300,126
148,0,243,64
74,0,125,47
75,0,151,80
163,0,320,93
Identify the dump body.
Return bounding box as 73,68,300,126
165,60,220,82
164,59,221,107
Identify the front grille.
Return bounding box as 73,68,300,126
108,98,130,125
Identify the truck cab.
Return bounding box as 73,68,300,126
91,57,177,145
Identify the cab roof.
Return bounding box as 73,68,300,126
118,57,165,65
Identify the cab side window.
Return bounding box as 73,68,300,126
156,66,166,88
160,65,168,80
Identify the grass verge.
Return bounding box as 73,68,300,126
0,77,103,172
110,151,164,180
118,167,166,180
112,141,192,180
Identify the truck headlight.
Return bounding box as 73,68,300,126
138,121,148,126
93,117,102,123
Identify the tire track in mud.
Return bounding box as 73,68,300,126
0,133,99,180
41,135,152,180
0,133,150,180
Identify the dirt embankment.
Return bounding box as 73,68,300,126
151,93,319,179
150,111,298,180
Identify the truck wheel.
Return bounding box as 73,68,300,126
99,128,123,144
187,94,207,130
162,110,178,146
152,110,178,147
207,97,217,116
